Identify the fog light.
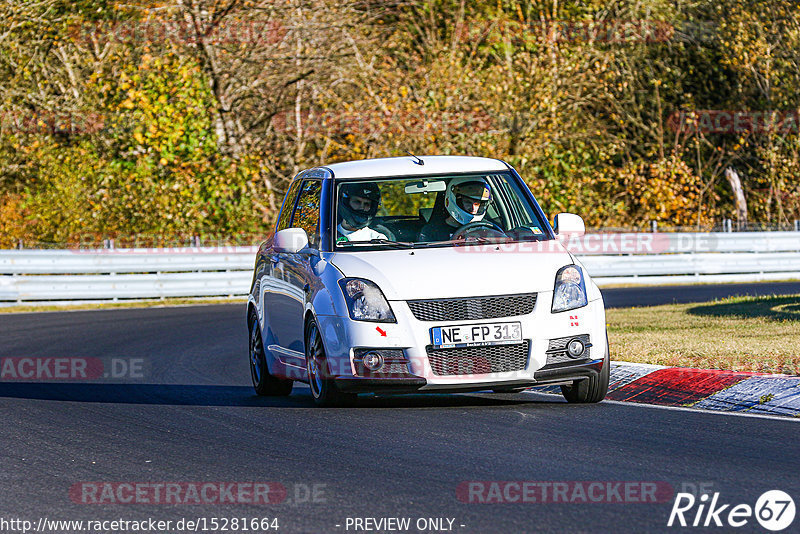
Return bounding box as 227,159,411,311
567,339,585,358
362,351,384,371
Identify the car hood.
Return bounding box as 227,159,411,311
328,242,574,300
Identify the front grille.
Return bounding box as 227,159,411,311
379,363,411,375
546,334,591,365
426,341,530,376
407,293,536,322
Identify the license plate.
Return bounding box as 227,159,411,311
430,321,522,349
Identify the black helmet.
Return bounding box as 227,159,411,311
338,182,381,230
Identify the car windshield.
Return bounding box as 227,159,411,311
333,172,550,250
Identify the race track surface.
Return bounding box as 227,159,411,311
2,285,800,533
602,280,800,308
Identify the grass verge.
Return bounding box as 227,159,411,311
607,294,800,375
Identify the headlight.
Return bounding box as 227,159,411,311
338,278,396,323
552,265,588,313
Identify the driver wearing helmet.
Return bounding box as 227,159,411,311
336,182,388,243
419,177,492,242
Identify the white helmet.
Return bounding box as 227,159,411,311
444,176,492,225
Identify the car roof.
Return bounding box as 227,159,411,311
318,155,510,179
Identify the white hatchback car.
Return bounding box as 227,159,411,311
247,156,609,406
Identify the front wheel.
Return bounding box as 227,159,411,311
305,319,356,407
249,313,293,396
560,338,610,403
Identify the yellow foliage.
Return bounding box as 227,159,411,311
0,194,28,247
580,157,717,228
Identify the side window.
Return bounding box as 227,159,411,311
276,180,303,232
496,174,545,231
291,180,322,248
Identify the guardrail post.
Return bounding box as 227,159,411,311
193,235,201,247
724,219,733,232
16,239,23,250
650,221,658,232
795,220,799,232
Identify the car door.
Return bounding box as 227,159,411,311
266,179,323,360
278,180,322,360
262,179,302,352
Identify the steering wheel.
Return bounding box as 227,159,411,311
450,220,506,241
372,222,396,241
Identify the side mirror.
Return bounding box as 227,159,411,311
273,228,309,254
553,213,585,237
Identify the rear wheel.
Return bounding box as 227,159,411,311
249,312,293,396
305,318,356,407
560,338,610,403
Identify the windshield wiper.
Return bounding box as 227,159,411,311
416,236,507,247
415,239,458,247
338,238,417,249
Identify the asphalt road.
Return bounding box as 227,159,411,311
2,284,800,534
601,280,800,308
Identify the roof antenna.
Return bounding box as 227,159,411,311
406,151,424,166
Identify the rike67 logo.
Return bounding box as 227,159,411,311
668,490,795,531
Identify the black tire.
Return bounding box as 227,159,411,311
305,318,357,407
249,312,293,396
560,338,610,403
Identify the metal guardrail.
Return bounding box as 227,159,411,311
575,231,800,286
1,233,799,303
0,247,257,274
0,247,258,303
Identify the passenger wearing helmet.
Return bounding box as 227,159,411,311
419,177,493,242
336,182,388,243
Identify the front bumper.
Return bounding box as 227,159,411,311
315,291,606,394
334,377,427,393
334,356,604,395
533,357,605,385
